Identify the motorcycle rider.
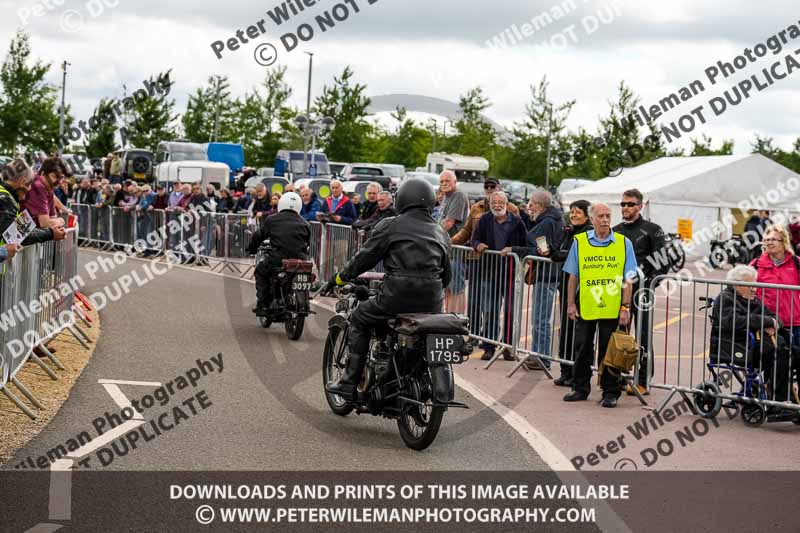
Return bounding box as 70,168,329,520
325,178,452,400
247,192,311,316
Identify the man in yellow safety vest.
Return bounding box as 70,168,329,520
561,202,638,408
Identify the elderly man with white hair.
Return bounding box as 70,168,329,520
471,190,528,360
562,202,638,408
317,179,357,225
710,264,798,407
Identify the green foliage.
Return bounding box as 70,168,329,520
121,71,178,151
235,66,297,168
0,31,67,155
182,76,237,143
83,98,118,158
689,134,734,156
448,87,496,158
751,134,800,174
314,66,372,162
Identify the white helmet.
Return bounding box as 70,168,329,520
278,191,302,214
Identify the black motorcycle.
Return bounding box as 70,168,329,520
321,275,471,450
709,234,751,269
664,232,686,273
255,243,315,340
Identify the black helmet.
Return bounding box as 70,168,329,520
395,178,436,214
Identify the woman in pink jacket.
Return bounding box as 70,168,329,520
750,225,800,349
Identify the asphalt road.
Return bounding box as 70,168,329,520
7,250,549,472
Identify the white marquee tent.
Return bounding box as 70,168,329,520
559,155,800,257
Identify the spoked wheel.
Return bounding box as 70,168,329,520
670,249,686,272
397,373,445,451
708,247,727,269
741,403,767,427
693,381,722,418
285,292,308,341
322,325,354,416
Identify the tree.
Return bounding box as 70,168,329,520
690,134,734,156
182,76,237,143
448,87,496,158
0,31,67,155
380,107,432,169
121,70,178,150
83,98,118,158
233,66,297,168
314,66,372,162
500,76,574,185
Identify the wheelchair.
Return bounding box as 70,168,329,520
693,296,800,427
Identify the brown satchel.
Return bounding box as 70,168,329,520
598,328,640,383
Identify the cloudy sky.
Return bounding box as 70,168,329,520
1,0,798,155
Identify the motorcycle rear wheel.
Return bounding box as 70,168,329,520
322,325,354,416
397,378,445,451
285,291,308,340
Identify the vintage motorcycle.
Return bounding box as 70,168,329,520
255,241,315,340
320,275,471,450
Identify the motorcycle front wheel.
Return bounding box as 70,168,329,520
397,375,445,451
322,324,354,416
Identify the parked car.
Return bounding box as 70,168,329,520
120,149,155,183
62,154,94,180
340,163,393,191
244,176,289,195
501,180,538,205
293,178,334,200
378,163,405,190
274,150,331,180
155,141,208,164
329,161,348,177
257,167,275,177
401,171,440,189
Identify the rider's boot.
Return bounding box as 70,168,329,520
326,352,366,401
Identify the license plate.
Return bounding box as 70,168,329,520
292,273,311,291
134,172,145,179
426,335,466,364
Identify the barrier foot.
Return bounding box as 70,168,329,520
73,307,91,328
507,355,531,377
11,376,44,410
646,386,697,415
69,325,91,349
37,344,65,371
623,376,648,406
1,386,37,420
29,352,58,380
483,345,510,370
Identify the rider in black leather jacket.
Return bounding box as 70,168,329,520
247,192,311,316
326,178,452,399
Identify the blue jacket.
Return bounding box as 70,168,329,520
300,193,322,222
138,191,156,210
319,194,357,226
513,206,565,283
471,212,528,251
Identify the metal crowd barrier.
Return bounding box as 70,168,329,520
648,274,800,421
0,228,88,419
444,246,523,367
319,223,361,281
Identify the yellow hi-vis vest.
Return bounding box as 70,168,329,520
575,231,627,320
0,183,19,246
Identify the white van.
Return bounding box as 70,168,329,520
425,153,489,201
156,161,229,191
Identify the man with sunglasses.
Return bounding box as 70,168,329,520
612,188,667,397
23,157,68,230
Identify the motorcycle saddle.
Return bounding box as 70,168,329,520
392,313,470,336
282,259,313,272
